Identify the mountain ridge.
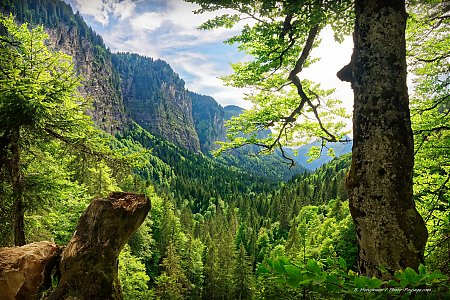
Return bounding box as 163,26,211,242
0,0,310,180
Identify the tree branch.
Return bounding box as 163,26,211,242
413,126,450,135
412,94,450,116
424,172,450,222
416,51,450,63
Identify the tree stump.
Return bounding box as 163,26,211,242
46,192,151,300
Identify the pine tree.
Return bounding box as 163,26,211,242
155,241,190,300
232,243,254,300
182,235,204,299
203,238,222,300
285,219,301,259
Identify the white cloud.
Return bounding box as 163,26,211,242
73,0,136,26
111,0,136,20
131,12,162,31
67,0,353,119
73,0,109,25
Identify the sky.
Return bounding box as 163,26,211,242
63,0,354,116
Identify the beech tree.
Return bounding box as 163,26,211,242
407,1,450,273
187,0,428,276
0,15,94,245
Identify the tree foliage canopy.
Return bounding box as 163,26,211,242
407,0,450,274
0,14,92,142
187,0,353,163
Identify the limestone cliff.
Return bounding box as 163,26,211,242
112,53,200,152
45,24,128,134
190,92,226,153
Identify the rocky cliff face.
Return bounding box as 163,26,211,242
191,92,226,153
112,53,200,152
46,25,128,134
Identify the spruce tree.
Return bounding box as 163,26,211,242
155,241,190,300
232,243,254,300
0,15,93,245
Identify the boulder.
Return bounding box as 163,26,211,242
0,241,60,300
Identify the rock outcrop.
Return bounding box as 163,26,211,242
46,24,128,134
0,241,60,300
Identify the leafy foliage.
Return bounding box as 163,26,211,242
119,245,154,300
407,1,450,275
259,256,449,299
189,0,352,161
0,14,100,245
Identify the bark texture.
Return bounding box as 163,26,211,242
46,192,151,300
11,127,25,246
0,241,60,300
343,0,428,277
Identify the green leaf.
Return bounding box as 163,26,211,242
427,272,448,281
388,279,400,287
394,270,403,280
326,257,334,265
273,260,286,274
338,257,347,271
312,273,327,285
299,279,313,285
354,276,367,289
404,267,418,283
378,264,388,274
257,265,270,274
399,278,409,287
418,264,426,275
367,277,383,288
278,256,290,265
274,276,286,284
286,276,302,288
284,264,301,278
306,259,321,274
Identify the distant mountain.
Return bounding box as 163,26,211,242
223,105,244,120
0,0,309,181
112,53,201,152
190,92,226,153
286,138,353,170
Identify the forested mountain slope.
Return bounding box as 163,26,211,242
0,0,311,181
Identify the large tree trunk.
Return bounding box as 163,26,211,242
341,0,428,277
11,127,26,246
46,192,151,300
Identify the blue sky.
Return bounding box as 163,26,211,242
63,0,353,116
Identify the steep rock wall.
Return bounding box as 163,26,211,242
46,25,128,134
190,92,226,153
0,1,129,134
112,53,200,152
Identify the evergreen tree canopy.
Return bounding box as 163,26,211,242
0,14,98,245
